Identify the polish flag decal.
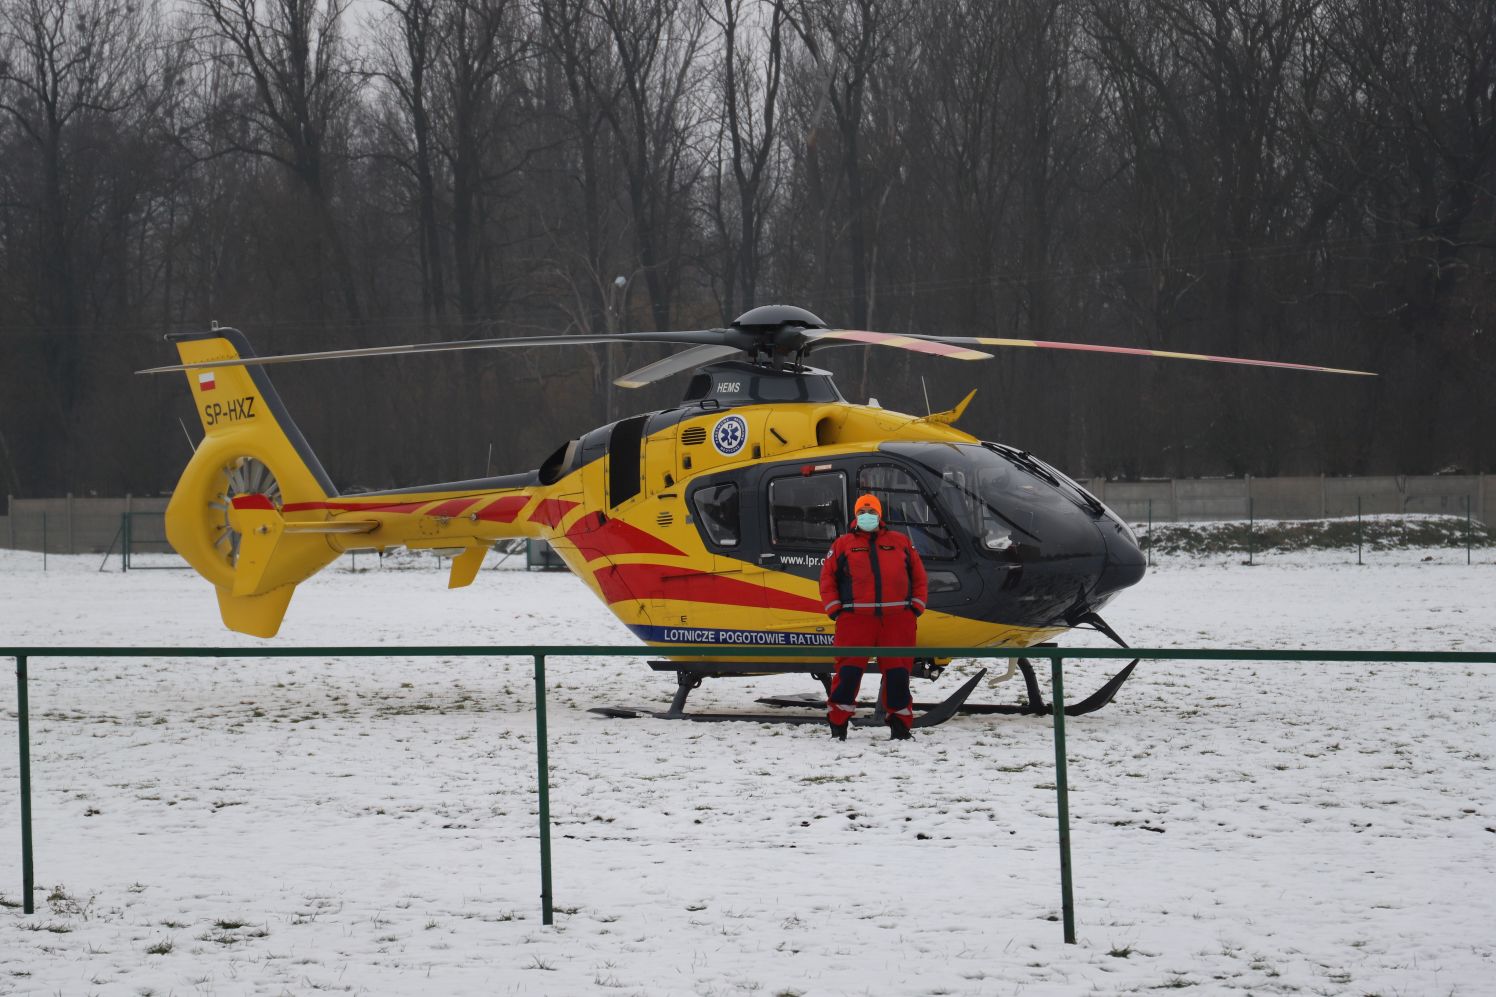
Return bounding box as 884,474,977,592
198,371,216,391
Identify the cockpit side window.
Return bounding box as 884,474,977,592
691,481,741,548
887,442,1092,553
769,472,847,547
934,464,1027,552
857,464,958,559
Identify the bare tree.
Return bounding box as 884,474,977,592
0,0,156,333
3,0,1496,495
784,0,912,331
590,0,710,330
371,0,448,321
700,0,786,318
432,0,528,322
191,0,364,324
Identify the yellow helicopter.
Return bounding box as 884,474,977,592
141,305,1372,725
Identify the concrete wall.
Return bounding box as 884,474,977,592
1089,475,1486,524
0,478,1487,553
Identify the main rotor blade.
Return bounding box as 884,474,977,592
613,344,744,388
136,328,735,374
804,329,993,360
902,333,1376,376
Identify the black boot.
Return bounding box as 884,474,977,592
887,718,912,740
829,720,848,741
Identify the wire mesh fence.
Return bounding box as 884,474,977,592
1,489,1490,570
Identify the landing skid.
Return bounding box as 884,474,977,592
755,657,1136,717
589,613,1138,725
757,612,1138,718
590,669,987,728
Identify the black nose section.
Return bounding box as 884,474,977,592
1092,520,1146,606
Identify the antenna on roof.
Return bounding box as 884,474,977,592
178,418,198,454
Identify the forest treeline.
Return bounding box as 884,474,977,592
1,0,1493,497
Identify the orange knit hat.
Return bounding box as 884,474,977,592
854,494,882,517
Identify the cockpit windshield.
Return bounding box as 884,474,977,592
887,442,1096,553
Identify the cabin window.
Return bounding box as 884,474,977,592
607,416,648,507
754,376,808,402
858,464,958,559
769,471,847,547
692,482,741,548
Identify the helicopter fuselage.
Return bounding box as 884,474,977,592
211,360,1146,658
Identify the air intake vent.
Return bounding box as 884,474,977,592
680,426,707,445
656,511,674,527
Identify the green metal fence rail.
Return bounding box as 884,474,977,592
8,645,1496,941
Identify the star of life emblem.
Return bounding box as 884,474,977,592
712,414,748,456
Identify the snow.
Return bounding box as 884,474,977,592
1,545,1494,996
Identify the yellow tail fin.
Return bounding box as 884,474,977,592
164,328,341,637
917,388,977,426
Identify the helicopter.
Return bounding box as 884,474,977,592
141,305,1372,726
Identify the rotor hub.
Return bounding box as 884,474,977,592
729,305,827,365
731,304,826,331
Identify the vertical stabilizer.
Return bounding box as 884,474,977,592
164,329,340,637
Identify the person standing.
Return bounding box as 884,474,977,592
818,493,929,740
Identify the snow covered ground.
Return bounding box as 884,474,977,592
1,544,1493,996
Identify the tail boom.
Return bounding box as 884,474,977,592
162,329,551,636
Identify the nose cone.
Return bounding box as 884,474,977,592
975,513,1142,626
1091,518,1147,611
887,440,1147,629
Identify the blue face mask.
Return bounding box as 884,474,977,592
856,512,880,532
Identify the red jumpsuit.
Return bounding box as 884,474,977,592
818,525,929,730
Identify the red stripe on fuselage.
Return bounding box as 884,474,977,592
426,497,480,518
231,494,275,511
565,514,685,560
474,494,529,523
593,563,823,615
529,498,579,528
281,493,531,521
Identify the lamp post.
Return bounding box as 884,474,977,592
607,275,628,423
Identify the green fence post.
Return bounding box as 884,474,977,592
1051,656,1076,944
533,654,554,926
16,655,34,914
123,512,131,572
1357,497,1363,566
1247,497,1255,565
1466,496,1472,566
1146,499,1153,567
